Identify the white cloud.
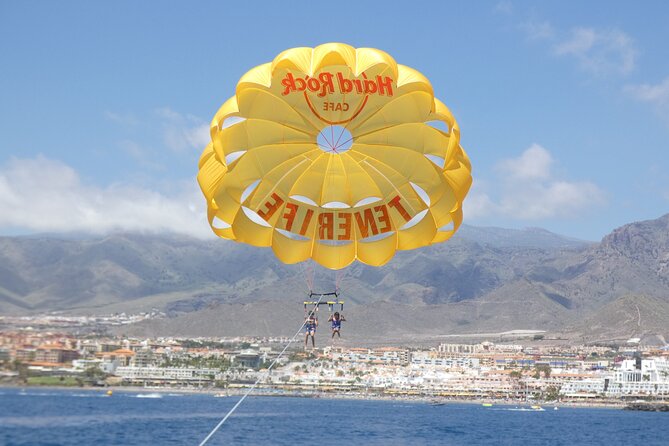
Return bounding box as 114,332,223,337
494,1,513,15
520,19,555,41
497,179,605,220
118,140,166,171
553,27,636,76
463,181,500,220
497,143,552,180
625,77,669,124
155,107,210,153
515,13,637,77
104,111,140,127
468,145,606,221
625,77,669,105
0,156,213,238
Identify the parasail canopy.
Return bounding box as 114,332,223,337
198,43,472,269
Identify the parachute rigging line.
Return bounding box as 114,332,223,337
336,268,345,290
300,261,315,293
198,292,328,446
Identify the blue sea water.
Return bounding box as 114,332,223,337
0,388,666,446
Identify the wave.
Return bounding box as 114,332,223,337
134,393,163,398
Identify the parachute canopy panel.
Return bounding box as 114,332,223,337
198,43,472,269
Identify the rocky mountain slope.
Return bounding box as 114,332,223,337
2,215,669,341
0,224,588,314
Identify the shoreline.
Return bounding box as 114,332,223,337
1,384,627,409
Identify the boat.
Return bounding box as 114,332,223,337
530,405,545,411
482,403,493,407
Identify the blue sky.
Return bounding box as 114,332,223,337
1,0,668,241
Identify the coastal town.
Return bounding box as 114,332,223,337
2,314,668,405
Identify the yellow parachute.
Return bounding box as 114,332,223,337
198,43,472,269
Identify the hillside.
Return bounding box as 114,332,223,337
0,225,586,314
2,215,669,341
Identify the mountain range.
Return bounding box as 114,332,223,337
1,214,668,344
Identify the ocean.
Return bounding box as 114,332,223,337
0,387,666,445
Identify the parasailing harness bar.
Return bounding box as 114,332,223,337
308,291,339,297
304,291,344,313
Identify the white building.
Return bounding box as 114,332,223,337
330,348,409,365
411,352,480,370
115,366,220,383
72,358,103,371
438,343,478,354
437,342,523,355
560,379,607,398
560,358,669,398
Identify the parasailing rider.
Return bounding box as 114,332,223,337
328,311,346,339
304,310,318,349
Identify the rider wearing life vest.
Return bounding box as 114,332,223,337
304,311,318,349
328,311,346,338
